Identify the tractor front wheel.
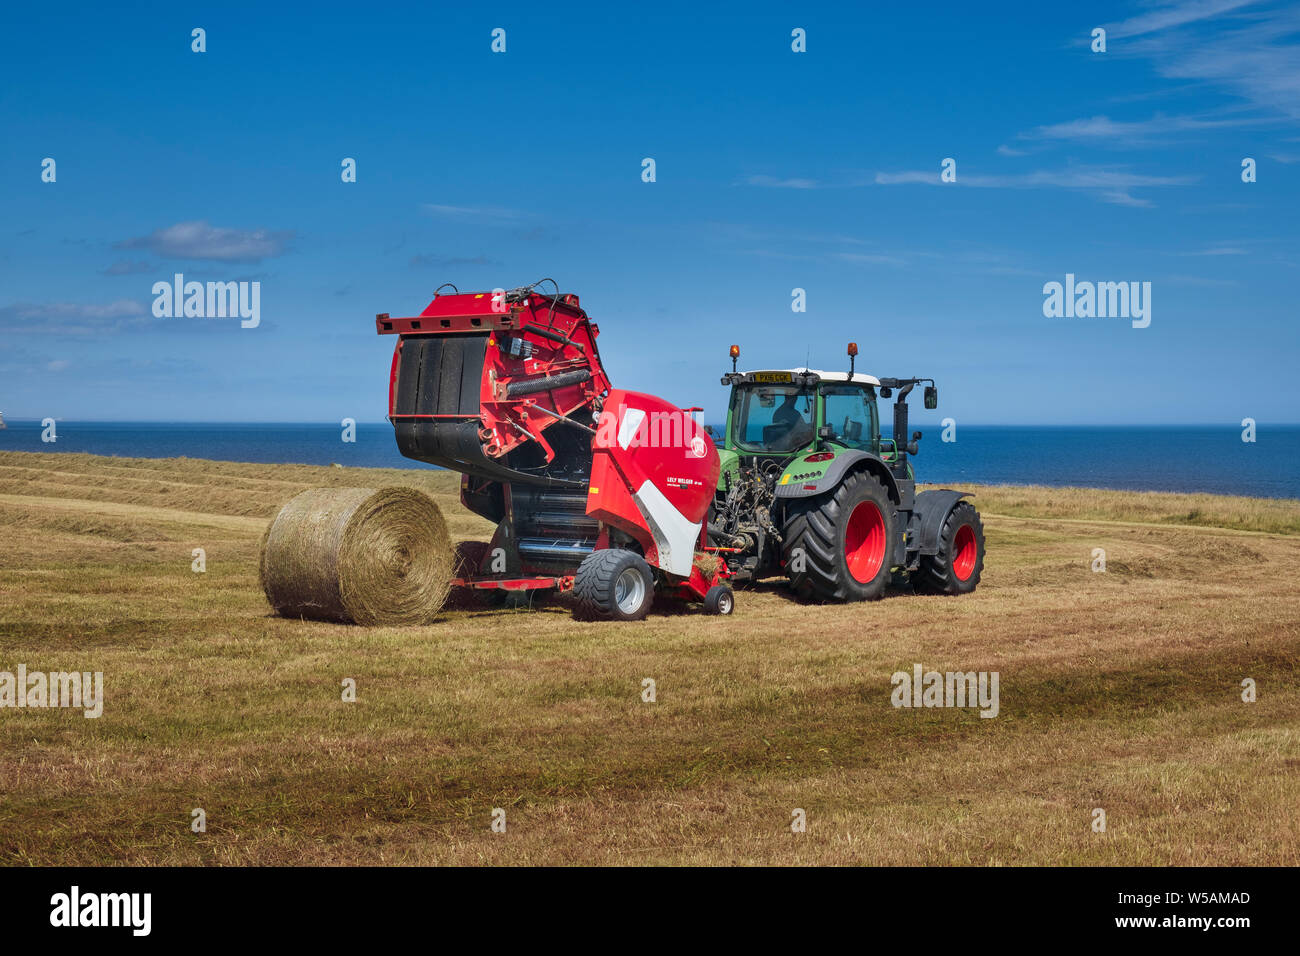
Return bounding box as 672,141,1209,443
574,549,655,621
911,502,985,595
782,470,896,602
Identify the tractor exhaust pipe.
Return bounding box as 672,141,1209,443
880,377,932,471
893,383,913,470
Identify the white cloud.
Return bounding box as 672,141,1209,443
742,174,820,189
409,253,498,268
1102,0,1258,40
1098,190,1155,207
1026,3,1300,154
0,299,148,335
872,164,1196,205
874,171,939,185
117,221,293,262
832,252,907,265
421,204,522,223
1022,112,1260,145
1105,1,1300,120
101,259,154,276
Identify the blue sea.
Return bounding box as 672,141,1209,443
1,420,1296,499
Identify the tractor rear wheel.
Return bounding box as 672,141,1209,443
782,470,895,602
574,549,655,621
911,502,985,595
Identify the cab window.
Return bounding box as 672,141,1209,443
732,385,815,452
821,384,877,450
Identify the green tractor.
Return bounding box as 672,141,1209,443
708,343,985,601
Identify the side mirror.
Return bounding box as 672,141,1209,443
924,386,938,410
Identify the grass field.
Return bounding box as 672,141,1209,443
0,449,1297,866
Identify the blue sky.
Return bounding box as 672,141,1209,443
1,0,1297,425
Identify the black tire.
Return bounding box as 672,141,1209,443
911,501,985,595
573,549,655,621
703,584,734,615
782,470,896,602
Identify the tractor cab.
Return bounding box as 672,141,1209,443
724,370,880,457
719,339,889,463
718,343,937,479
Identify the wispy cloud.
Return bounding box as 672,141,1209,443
100,259,153,276
872,164,1197,205
1163,273,1242,286
409,253,498,268
874,171,940,185
0,299,147,335
421,204,523,223
1099,190,1156,207
709,222,911,266
1105,1,1300,120
832,251,907,265
116,221,293,262
1021,111,1261,145
1103,0,1258,40
741,174,820,189
1025,3,1300,155
1180,245,1251,255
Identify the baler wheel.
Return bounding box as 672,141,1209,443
781,470,895,602
911,502,985,596
703,584,734,615
574,549,655,621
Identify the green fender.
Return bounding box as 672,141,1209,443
772,449,901,505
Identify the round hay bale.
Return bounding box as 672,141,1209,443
259,486,452,625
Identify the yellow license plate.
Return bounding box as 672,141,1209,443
752,372,792,383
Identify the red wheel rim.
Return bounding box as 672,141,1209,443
953,524,977,581
845,500,887,583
